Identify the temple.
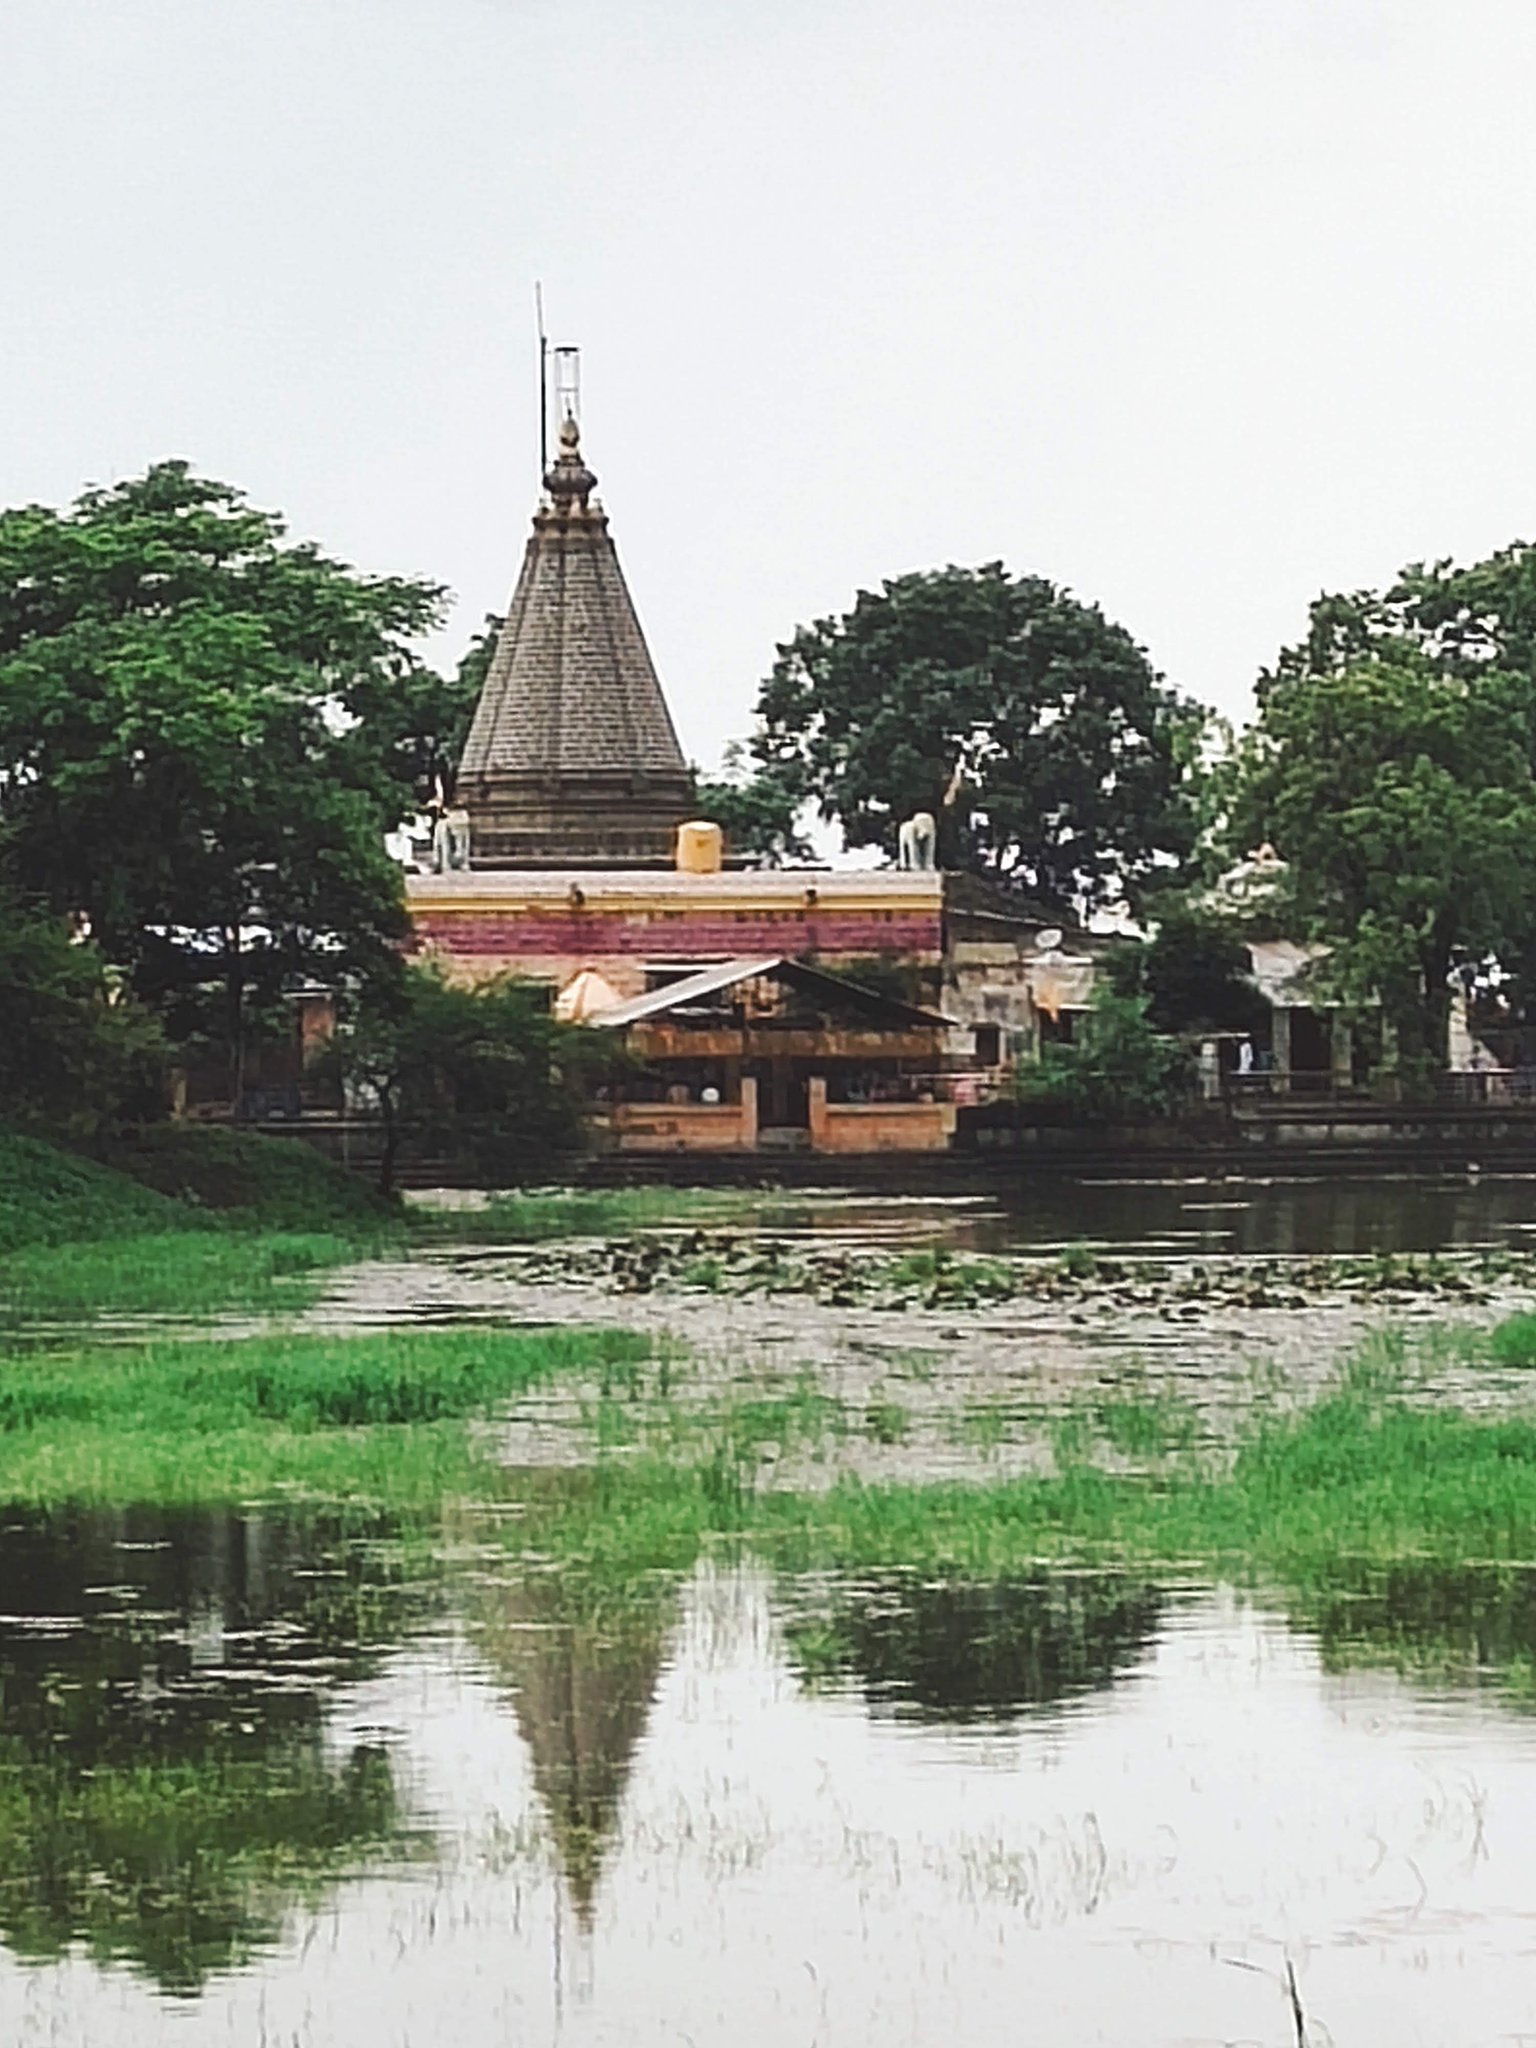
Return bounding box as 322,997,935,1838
405,361,1103,1153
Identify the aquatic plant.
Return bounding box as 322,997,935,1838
499,1327,1536,1593
1490,1311,1536,1368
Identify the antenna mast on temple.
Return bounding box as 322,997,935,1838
535,281,549,475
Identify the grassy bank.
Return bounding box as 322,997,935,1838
0,1129,818,1323
0,1126,402,1325
0,1131,192,1254
98,1125,398,1237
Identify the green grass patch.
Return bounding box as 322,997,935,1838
0,1327,649,1508
1090,1387,1199,1461
0,1125,406,1325
1490,1311,1536,1368
0,1230,356,1323
503,1326,1536,1591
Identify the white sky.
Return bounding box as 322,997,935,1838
4,0,1535,773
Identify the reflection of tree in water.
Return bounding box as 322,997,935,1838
458,1497,670,1926
787,1572,1163,1724
1295,1561,1536,1689
0,1504,425,1994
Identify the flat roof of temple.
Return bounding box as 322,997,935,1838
405,866,946,909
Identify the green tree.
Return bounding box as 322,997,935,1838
0,463,449,1074
0,896,165,1134
335,964,587,1195
691,742,811,864
1232,648,1536,1074
1015,988,1191,1124
751,564,1204,910
1262,545,1536,696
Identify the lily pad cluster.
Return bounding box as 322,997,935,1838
489,1232,1534,1316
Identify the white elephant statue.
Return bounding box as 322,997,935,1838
897,810,938,871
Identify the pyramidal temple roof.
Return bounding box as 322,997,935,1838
456,412,694,867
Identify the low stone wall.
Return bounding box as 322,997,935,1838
600,1101,756,1154
807,1079,953,1154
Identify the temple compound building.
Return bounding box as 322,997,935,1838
405,384,1098,1153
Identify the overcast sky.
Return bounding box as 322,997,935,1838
4,0,1535,771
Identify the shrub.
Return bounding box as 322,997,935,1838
1015,990,1192,1125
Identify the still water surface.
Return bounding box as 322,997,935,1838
763,1171,1536,1258
6,1508,1536,2045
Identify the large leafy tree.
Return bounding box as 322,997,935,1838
1263,544,1536,694
1232,646,1536,1072
750,564,1204,911
0,463,451,1064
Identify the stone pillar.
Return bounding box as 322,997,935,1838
1198,1039,1221,1102
739,1075,759,1152
1330,1012,1353,1089
1271,1007,1293,1094
807,1075,829,1151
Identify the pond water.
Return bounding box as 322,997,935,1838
714,1171,1536,1258
7,1508,1536,2046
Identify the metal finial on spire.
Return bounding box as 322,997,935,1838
553,345,581,429
543,345,596,506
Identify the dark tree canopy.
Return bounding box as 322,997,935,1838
0,895,165,1134
751,564,1203,911
1105,902,1268,1038
0,463,450,1047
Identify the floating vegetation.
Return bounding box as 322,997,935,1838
410,1186,811,1243
482,1226,1536,1316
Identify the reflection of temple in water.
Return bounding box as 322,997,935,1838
463,1539,669,1924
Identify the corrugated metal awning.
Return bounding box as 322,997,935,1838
587,955,955,1030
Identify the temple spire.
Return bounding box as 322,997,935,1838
456,362,694,868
